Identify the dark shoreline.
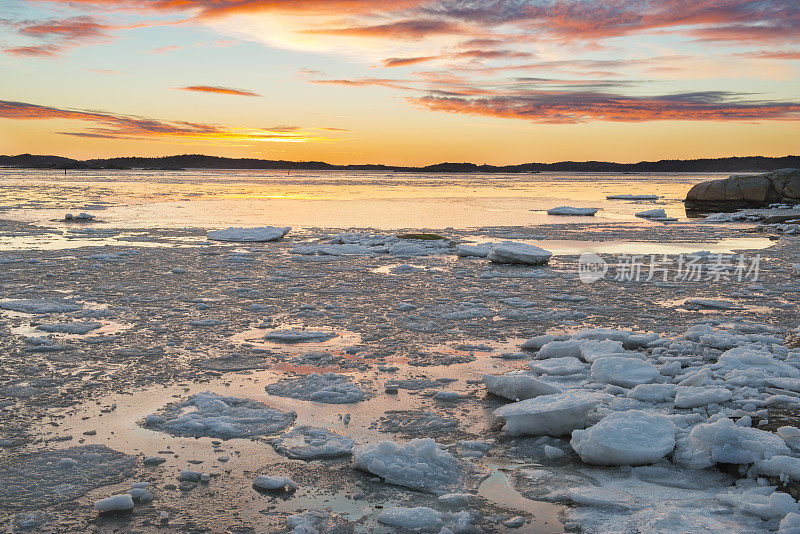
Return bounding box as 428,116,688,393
2,153,798,174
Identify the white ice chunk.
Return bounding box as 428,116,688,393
579,340,636,363
628,384,676,403
487,243,552,265
521,335,557,351
544,444,566,459
377,507,443,530
717,348,800,378
569,486,638,508
483,373,560,401
528,357,586,376
673,386,732,408
438,493,474,506
262,329,337,343
266,373,368,404
207,226,290,242
635,208,668,219
778,426,800,450
718,488,798,520
271,426,355,459
570,410,676,466
493,391,606,436
144,392,295,439
94,494,134,513
36,321,101,334
287,510,338,533
780,512,800,532
0,299,81,314
352,438,462,494
674,418,790,468
456,243,494,258
573,328,631,342
537,340,582,359
547,206,598,216
433,391,463,401
754,455,800,482
590,357,659,388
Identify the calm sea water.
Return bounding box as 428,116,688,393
0,169,727,230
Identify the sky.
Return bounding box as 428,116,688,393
0,0,799,165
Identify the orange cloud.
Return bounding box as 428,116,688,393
17,15,108,38
0,100,335,143
26,0,425,18
306,19,465,39
5,44,64,57
382,49,534,67
309,77,414,91
383,56,439,67
411,91,800,124
738,50,800,60
177,85,261,96
4,15,112,57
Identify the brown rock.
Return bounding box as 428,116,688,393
685,169,800,209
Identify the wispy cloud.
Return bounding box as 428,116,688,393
309,77,415,91
382,48,534,67
10,0,800,133
3,15,112,57
16,15,108,38
177,85,261,97
0,100,338,143
411,90,800,123
738,50,800,60
305,19,464,39
383,55,439,67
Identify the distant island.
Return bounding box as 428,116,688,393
1,153,798,173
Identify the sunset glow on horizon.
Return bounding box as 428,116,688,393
1,0,799,165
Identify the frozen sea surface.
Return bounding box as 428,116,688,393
0,170,798,532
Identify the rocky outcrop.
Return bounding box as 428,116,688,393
685,169,800,210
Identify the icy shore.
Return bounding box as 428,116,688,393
0,219,798,533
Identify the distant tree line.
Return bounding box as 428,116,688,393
1,153,798,173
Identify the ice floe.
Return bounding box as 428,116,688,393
606,194,660,200
261,329,337,343
377,507,442,530
547,206,599,216
674,418,791,469
207,226,290,242
292,232,452,257
493,391,606,436
0,445,135,511
0,299,81,314
144,392,296,439
266,373,369,403
570,411,676,466
64,212,95,221
94,494,134,513
487,243,552,265
590,357,659,387
483,372,560,401
270,426,355,459
36,321,101,334
351,438,462,493
528,357,586,376
635,208,669,220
